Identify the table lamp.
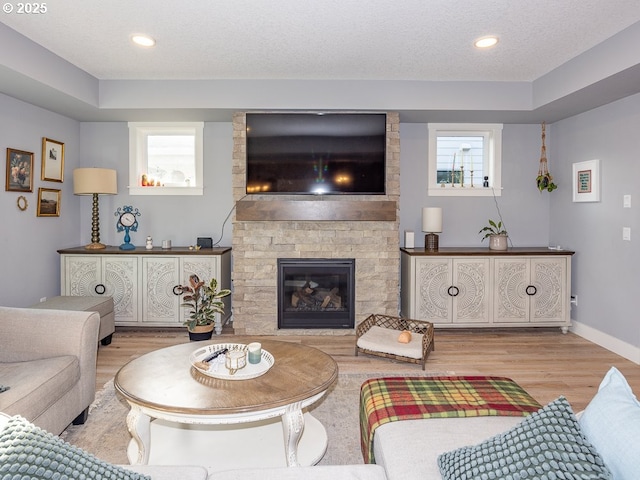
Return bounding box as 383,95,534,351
422,207,442,251
73,168,118,249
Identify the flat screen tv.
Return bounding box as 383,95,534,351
246,113,386,195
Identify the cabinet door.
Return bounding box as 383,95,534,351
142,257,181,324
103,256,138,324
493,258,530,323
179,256,221,324
63,255,102,297
529,257,566,324
415,258,452,323
452,258,490,324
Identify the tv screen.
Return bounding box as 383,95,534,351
246,113,386,195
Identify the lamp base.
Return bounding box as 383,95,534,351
85,242,107,250
425,233,439,252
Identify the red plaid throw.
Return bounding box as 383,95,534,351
359,376,541,463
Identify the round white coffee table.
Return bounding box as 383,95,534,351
114,339,338,472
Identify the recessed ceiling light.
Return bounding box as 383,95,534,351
474,36,499,49
131,34,156,48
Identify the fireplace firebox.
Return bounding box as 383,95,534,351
278,258,355,329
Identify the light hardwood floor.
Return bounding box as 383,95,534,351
97,327,640,412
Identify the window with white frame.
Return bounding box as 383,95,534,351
427,123,502,196
128,122,204,195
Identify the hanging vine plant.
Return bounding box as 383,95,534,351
536,122,557,192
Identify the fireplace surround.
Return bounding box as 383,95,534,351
231,112,400,335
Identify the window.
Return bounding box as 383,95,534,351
128,122,204,195
427,123,502,196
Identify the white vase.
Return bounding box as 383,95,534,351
489,234,508,251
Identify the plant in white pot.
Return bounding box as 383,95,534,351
180,274,231,340
479,219,509,251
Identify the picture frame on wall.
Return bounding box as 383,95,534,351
41,137,65,182
572,159,600,203
5,148,34,192
37,187,61,217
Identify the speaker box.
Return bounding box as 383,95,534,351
404,230,415,248
197,237,213,248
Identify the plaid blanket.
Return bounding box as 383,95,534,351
359,376,541,463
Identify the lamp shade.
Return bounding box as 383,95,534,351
73,168,118,195
422,207,442,233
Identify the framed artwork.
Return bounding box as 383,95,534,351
572,159,600,203
41,137,65,182
5,148,34,192
37,187,61,217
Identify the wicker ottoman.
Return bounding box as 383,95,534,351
30,296,115,346
355,314,434,370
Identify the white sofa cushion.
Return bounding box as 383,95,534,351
208,465,387,480
579,366,640,480
374,415,523,480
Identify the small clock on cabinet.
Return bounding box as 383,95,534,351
115,206,140,250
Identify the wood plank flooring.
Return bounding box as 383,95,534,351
97,327,640,412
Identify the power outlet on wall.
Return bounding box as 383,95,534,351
570,295,578,307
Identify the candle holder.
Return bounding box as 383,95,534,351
470,170,474,187
460,165,465,187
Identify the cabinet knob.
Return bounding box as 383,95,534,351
447,286,460,297
172,285,183,296
525,285,537,296
95,284,106,295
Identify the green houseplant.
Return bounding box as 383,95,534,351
180,274,231,340
479,219,508,251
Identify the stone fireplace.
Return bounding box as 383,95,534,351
231,112,400,335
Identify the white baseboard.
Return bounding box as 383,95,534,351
570,321,640,365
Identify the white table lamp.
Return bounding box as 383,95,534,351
422,207,442,251
73,168,118,249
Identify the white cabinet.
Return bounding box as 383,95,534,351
401,248,573,332
402,256,490,325
60,247,231,327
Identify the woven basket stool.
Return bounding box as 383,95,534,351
355,314,434,370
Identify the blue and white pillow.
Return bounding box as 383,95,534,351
579,366,640,480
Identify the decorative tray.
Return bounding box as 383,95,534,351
190,343,275,380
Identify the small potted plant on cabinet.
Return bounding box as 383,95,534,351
180,274,231,341
479,219,509,251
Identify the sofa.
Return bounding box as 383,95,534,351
0,305,100,435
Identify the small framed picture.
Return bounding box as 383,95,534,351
41,137,65,182
572,159,600,203
37,187,61,217
5,148,34,192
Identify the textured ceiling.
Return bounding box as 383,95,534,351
2,0,640,82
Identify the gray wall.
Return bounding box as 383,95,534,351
77,122,234,249
0,93,81,306
551,92,640,355
400,123,550,247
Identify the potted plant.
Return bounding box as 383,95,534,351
478,219,509,251
180,274,231,341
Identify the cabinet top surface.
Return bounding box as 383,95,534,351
58,246,232,255
401,247,574,256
